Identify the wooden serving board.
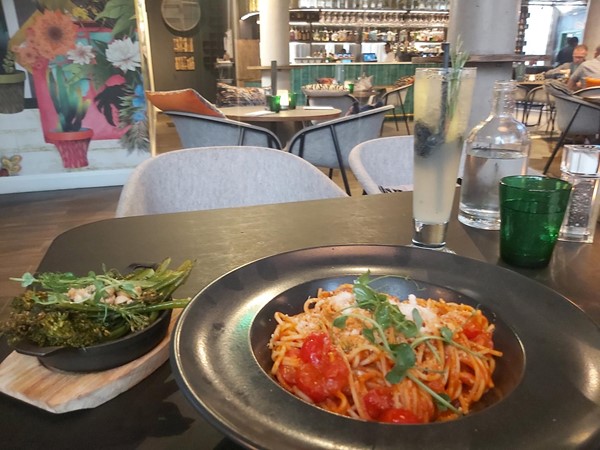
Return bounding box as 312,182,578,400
0,310,181,414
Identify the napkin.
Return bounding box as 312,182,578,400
303,106,335,110
244,110,276,117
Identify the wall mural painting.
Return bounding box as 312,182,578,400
8,0,148,169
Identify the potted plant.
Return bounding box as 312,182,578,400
45,65,93,168
0,50,26,114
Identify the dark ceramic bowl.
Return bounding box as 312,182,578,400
14,309,172,372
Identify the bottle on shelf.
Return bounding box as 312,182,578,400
458,81,531,230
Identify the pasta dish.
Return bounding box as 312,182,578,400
268,274,502,424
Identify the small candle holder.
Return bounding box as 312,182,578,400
288,92,297,110
266,95,281,113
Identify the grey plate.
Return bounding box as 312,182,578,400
170,245,600,450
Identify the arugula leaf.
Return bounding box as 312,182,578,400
333,315,348,328
362,327,375,343
440,326,454,341
386,343,416,383
14,273,36,288
374,304,392,329
412,308,423,330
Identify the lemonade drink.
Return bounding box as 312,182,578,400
412,67,476,247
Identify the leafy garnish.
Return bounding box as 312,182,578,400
332,271,489,416
1,258,194,348
353,273,418,339
385,343,415,384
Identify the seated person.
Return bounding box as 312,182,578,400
568,45,600,90
556,36,579,65
383,43,396,63
545,44,587,79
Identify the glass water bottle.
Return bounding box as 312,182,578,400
458,80,531,230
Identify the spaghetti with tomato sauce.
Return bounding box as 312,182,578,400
268,280,502,424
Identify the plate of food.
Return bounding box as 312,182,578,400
170,245,600,449
1,258,193,372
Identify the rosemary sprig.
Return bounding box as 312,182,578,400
446,38,470,124
414,39,470,158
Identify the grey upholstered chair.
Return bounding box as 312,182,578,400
379,83,413,134
304,93,359,124
348,136,414,194
164,110,282,149
543,82,600,173
287,105,394,195
306,93,358,114
115,146,347,217
574,86,600,99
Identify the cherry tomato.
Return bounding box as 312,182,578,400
462,316,484,340
380,408,422,424
461,314,494,349
299,332,328,366
286,332,349,403
363,387,394,419
280,364,298,386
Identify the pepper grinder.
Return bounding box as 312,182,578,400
558,145,600,243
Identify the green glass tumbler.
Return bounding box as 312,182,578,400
267,95,281,113
499,175,572,268
288,92,297,110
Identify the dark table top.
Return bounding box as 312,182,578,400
1,192,599,449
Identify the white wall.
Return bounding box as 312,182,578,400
523,6,555,56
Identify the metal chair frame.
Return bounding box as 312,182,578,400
542,90,600,174
288,105,394,195
164,111,282,150
380,83,413,134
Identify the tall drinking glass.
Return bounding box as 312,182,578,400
412,67,477,249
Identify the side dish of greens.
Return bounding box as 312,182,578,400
0,258,194,348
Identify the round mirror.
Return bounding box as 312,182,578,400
161,0,201,32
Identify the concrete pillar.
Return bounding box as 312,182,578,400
448,0,521,131
584,0,600,54
258,0,290,90
448,0,519,54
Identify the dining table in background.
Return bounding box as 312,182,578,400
218,105,342,124
0,192,599,449
517,79,547,91
219,105,342,143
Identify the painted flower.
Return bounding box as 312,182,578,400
12,42,38,69
29,10,78,61
105,37,140,73
10,1,149,152
67,42,95,65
